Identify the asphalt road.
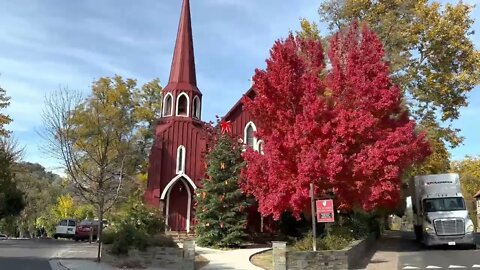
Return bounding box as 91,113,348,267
0,238,96,270
372,231,480,270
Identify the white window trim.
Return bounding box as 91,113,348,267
244,121,257,150
192,96,201,119
176,145,186,174
256,140,264,154
163,93,174,117
176,92,190,117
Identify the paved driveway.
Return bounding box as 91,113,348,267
0,238,97,270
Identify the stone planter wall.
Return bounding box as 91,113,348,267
102,240,195,270
346,233,376,269
272,233,376,270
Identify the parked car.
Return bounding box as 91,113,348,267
54,219,76,239
74,220,98,241
73,219,110,241
0,234,8,240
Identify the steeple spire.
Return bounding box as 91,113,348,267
165,0,199,93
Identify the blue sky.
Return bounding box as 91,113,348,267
0,0,479,172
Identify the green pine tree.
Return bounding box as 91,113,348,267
195,134,250,248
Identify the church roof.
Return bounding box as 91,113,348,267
164,0,199,93
223,88,256,121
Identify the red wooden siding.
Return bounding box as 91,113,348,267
147,119,207,197
224,89,257,142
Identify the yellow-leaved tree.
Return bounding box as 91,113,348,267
451,157,480,228
51,195,75,220
42,75,162,261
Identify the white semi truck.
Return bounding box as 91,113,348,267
411,173,476,247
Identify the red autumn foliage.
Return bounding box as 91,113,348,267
241,23,431,220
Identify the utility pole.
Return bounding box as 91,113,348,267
310,183,316,251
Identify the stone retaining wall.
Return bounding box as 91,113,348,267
102,240,195,270
272,234,376,270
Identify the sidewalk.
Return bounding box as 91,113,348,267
50,259,117,270
366,231,417,270
51,258,172,270
196,245,270,270
49,241,268,270
49,243,123,270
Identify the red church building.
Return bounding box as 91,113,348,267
145,0,264,233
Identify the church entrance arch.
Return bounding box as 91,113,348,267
165,176,193,232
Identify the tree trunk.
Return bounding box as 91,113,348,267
96,204,104,262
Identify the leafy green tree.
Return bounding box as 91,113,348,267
0,148,24,220
451,157,480,227
42,75,162,260
132,79,162,170
74,204,95,221
11,162,62,237
196,134,250,248
315,0,480,171
0,86,24,221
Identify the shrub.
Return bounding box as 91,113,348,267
150,234,177,248
110,236,129,255
347,212,370,237
293,226,357,251
293,231,319,251
133,230,150,251
318,226,355,250
104,196,176,255
112,198,165,235
106,221,176,255
102,229,115,245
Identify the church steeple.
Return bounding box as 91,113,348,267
162,0,202,120
164,0,199,93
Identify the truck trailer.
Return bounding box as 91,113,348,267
411,173,475,247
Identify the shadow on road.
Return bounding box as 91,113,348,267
375,231,480,252
351,231,420,269
0,257,51,270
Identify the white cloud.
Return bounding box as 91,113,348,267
1,0,479,170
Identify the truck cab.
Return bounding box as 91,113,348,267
411,173,475,247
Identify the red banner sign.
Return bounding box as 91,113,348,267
316,199,334,223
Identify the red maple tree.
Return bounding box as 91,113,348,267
241,23,431,220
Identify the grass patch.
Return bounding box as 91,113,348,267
250,249,273,270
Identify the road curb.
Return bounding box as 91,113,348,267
49,260,70,270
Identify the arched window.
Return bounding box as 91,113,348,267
176,145,186,173
176,93,189,117
257,140,264,155
244,121,257,149
163,93,173,117
192,96,201,119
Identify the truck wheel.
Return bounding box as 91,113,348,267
53,234,58,239
414,225,423,241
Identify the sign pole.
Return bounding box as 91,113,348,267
310,183,317,251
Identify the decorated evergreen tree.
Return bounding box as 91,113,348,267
195,131,249,248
